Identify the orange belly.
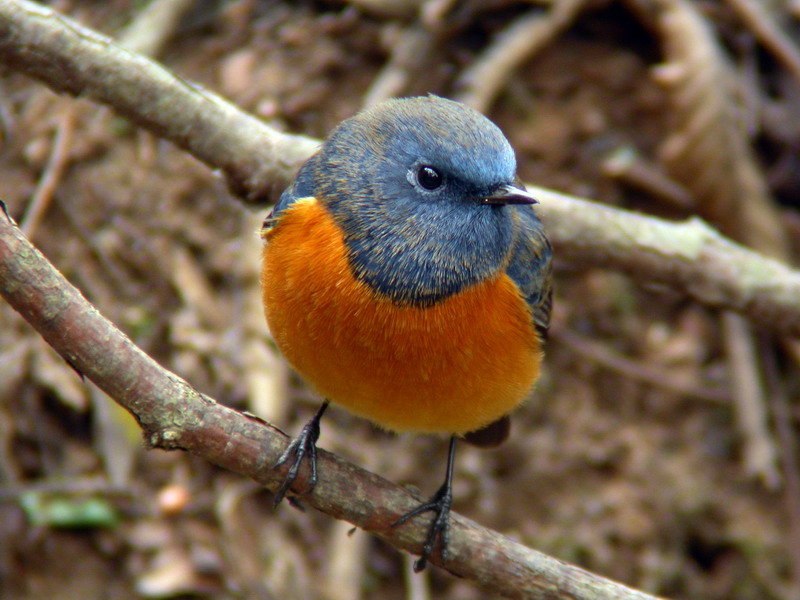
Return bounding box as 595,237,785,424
261,197,542,435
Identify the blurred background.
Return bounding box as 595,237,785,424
1,0,799,598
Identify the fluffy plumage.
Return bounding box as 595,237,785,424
262,95,552,435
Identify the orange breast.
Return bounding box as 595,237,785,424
261,197,542,435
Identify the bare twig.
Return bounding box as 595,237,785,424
362,25,436,108
20,105,76,237
456,0,588,112
555,329,729,403
721,312,780,487
602,146,694,210
761,333,800,596
726,0,800,86
118,0,194,57
0,206,665,600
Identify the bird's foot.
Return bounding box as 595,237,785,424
272,403,327,507
393,481,453,572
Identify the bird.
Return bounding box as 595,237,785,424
260,95,552,571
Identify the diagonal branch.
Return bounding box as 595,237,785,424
0,0,797,337
0,205,663,599
0,0,319,203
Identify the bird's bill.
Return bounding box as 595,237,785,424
480,183,539,205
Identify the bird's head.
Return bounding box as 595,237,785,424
319,95,536,213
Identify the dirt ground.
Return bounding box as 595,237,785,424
1,0,800,599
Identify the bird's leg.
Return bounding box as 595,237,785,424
272,400,329,507
393,435,457,572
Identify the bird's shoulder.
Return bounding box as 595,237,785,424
262,161,319,233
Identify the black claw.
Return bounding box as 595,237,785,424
392,436,457,571
272,401,328,507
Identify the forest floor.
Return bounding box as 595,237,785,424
1,0,800,599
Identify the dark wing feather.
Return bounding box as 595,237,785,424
505,207,553,341
261,157,319,233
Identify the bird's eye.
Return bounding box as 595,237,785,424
416,166,443,190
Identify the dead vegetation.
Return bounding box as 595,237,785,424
1,0,799,598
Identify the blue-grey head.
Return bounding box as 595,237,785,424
287,95,539,306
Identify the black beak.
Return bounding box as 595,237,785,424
480,183,538,205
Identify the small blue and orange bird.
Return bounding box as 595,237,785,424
261,95,552,571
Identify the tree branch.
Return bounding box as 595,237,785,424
0,0,319,203
535,187,800,336
0,0,797,337
0,204,663,599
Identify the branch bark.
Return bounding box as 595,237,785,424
0,0,797,336
535,187,800,336
0,205,663,599
0,0,319,203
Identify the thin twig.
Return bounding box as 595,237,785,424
456,0,588,112
555,329,729,403
118,0,194,57
602,147,694,210
20,105,75,237
721,311,780,488
760,333,800,596
726,0,800,86
362,25,436,108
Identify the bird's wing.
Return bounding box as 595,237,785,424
506,207,553,341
